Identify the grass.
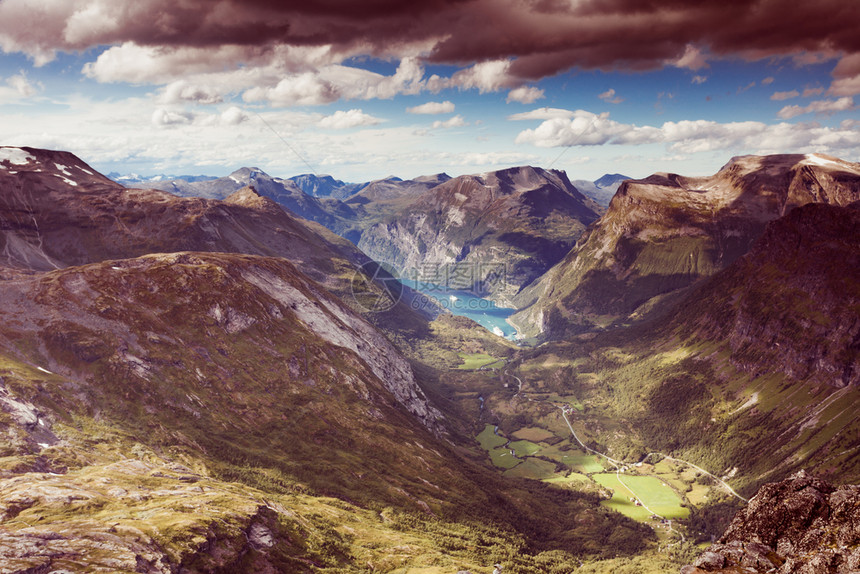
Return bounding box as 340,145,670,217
488,447,521,469
592,473,689,521
538,446,606,474
544,473,591,486
457,352,503,370
504,458,558,480
509,440,541,457
512,427,556,442
476,424,507,450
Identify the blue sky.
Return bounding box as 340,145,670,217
1,0,858,183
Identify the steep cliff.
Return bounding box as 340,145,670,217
513,154,860,338
357,166,602,303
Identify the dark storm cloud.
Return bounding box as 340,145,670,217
2,0,859,83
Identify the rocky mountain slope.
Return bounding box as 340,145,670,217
673,200,860,388
357,166,603,302
0,146,434,329
684,471,860,574
512,154,860,339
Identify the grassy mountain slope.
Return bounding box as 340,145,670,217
502,201,859,500
0,251,652,571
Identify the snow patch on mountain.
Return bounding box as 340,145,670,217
803,153,860,174
0,147,35,166
53,174,78,187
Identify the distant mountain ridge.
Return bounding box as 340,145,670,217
571,172,630,207
512,153,860,339
109,172,216,185
287,173,363,199
130,166,358,233
356,165,603,303
122,166,624,292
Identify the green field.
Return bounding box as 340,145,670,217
457,353,503,370
538,445,606,474
512,427,556,442
592,473,689,521
504,457,558,480
489,447,521,469
509,440,541,457
476,424,507,450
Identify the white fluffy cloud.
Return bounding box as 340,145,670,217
506,86,544,104
515,108,860,154
220,106,249,126
244,73,339,107
507,107,576,121
432,115,466,129
83,43,430,108
407,100,455,114
318,109,382,129
428,59,517,93
151,108,192,126
777,97,854,119
516,111,656,146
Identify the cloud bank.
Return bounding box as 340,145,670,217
515,109,860,154
1,0,859,99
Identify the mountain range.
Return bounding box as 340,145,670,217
2,145,858,572
511,153,860,339
128,166,607,302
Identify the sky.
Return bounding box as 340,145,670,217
1,0,859,183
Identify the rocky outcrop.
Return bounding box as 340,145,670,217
683,471,860,574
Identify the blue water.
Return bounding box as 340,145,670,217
401,280,518,339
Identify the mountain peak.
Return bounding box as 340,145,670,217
593,173,630,188
0,145,119,189
228,166,267,180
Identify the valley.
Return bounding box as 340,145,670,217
0,146,857,573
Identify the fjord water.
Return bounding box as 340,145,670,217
402,279,518,339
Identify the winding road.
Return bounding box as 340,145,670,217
499,366,746,540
